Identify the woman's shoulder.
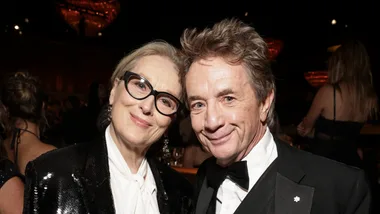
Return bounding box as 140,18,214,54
28,142,91,175
317,84,335,95
313,84,337,105
0,158,22,188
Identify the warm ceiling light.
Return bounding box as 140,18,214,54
327,44,341,52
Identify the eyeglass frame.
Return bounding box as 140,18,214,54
122,71,183,116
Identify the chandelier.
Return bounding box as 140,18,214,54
57,0,120,37
304,71,328,88
265,38,283,61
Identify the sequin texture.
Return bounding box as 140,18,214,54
23,137,194,214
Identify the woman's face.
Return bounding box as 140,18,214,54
109,55,182,149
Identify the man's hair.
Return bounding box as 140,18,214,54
180,18,276,128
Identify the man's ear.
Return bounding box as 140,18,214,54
260,89,274,123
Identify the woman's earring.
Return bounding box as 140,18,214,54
107,105,112,121
162,135,171,165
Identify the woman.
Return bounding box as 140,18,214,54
1,72,56,176
297,40,378,167
0,102,24,214
23,41,193,214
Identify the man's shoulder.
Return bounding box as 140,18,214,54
277,142,371,212
278,141,364,182
198,141,363,179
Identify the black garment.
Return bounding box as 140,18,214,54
194,139,371,214
0,157,22,188
312,85,364,167
207,159,278,214
23,136,194,214
206,160,249,190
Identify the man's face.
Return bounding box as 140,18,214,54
186,57,273,166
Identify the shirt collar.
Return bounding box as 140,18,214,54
105,125,156,193
242,127,277,190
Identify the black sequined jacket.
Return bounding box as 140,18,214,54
23,136,194,214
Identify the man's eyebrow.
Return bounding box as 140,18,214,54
216,88,234,97
188,89,235,102
187,95,205,102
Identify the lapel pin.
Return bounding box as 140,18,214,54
294,196,300,202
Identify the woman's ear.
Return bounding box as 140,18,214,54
109,79,120,106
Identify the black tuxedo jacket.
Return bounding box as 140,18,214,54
23,136,193,214
194,139,371,214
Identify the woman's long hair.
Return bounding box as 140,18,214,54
327,40,378,119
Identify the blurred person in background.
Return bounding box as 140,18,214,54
1,72,56,177
297,40,378,168
0,100,24,214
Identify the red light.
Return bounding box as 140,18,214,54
304,71,328,88
57,0,120,37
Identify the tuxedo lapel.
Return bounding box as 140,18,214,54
274,140,314,214
195,140,315,214
234,159,278,214
195,178,215,214
275,173,314,214
78,137,115,214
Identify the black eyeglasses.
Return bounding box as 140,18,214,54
123,71,182,116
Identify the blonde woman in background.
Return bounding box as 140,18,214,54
297,40,378,167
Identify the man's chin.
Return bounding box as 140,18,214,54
212,151,236,166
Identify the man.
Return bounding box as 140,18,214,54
180,18,371,214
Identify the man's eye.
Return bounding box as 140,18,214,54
191,102,204,109
224,96,235,102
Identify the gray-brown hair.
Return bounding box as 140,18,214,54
110,40,185,100
98,41,186,131
180,18,276,128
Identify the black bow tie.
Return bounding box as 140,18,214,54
206,160,249,190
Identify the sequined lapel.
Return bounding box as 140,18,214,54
77,136,115,214
148,158,171,214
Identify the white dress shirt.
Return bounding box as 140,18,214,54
105,126,160,214
216,128,278,214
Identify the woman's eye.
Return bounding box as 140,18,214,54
137,83,146,89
